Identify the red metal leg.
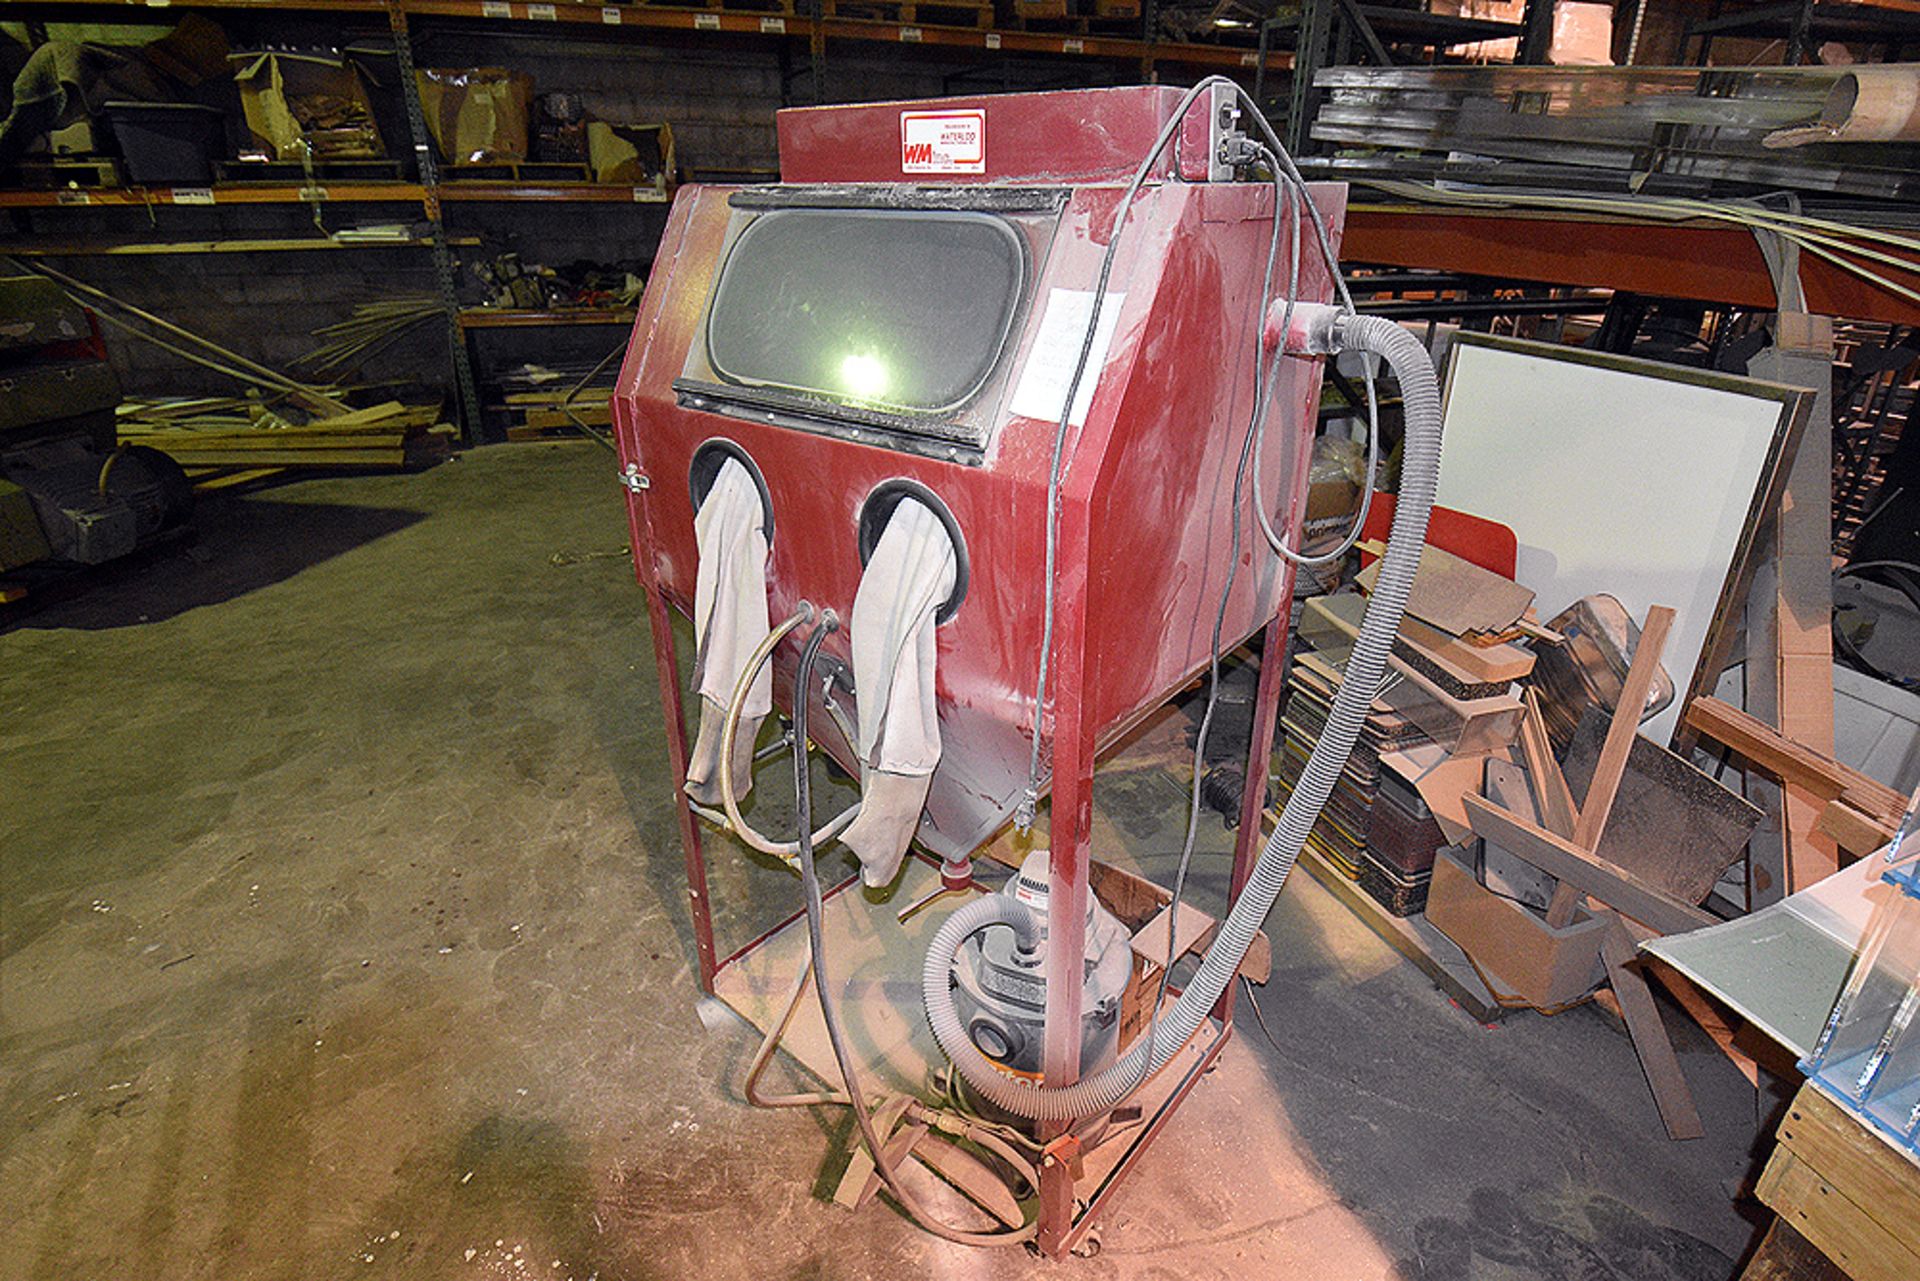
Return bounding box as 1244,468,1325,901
1212,609,1290,1025
1056,1020,1235,1259
614,443,721,996
1037,500,1097,1258
641,580,719,994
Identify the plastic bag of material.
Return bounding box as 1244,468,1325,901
415,67,532,166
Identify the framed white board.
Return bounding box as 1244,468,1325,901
1436,334,1812,746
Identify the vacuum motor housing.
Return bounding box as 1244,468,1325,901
948,850,1133,1120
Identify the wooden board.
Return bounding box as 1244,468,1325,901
1688,697,1908,826
1519,691,1578,839
1398,612,1534,683
1757,1147,1920,1281
1307,592,1526,694
1562,709,1763,906
1744,336,1840,901
1600,912,1705,1141
1819,798,1896,857
1542,602,1673,928
138,432,412,450
1772,1085,1920,1258
156,448,410,467
191,466,287,493
1357,541,1535,637
1570,604,1675,855
1463,795,1717,937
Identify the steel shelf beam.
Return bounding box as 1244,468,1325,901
1343,204,1920,325
12,0,1291,72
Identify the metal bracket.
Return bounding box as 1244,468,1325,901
1206,81,1242,183
620,463,651,494
1041,1133,1086,1182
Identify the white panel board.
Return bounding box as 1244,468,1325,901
1435,336,1803,745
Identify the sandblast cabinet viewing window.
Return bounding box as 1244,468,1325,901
702,208,1027,419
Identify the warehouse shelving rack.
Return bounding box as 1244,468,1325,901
3,0,1294,439
16,0,1295,74
1681,0,1920,65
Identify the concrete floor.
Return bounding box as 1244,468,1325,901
3,442,1776,1280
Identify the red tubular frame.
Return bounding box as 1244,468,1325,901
613,86,1322,1257
625,430,1288,1252
623,418,1293,1257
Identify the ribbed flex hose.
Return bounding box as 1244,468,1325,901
923,314,1443,1121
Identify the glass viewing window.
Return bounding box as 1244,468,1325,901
704,208,1025,416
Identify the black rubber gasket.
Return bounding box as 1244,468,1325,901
856,478,968,626
688,438,775,546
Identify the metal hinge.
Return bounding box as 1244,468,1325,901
619,463,651,494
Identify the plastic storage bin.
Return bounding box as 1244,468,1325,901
1803,841,1920,1157
103,102,225,185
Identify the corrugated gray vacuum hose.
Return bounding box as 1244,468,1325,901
923,313,1444,1121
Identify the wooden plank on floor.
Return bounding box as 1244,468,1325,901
1599,913,1704,1141
1296,845,1508,1023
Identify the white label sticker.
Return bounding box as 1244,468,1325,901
298,186,329,202
1008,289,1126,429
528,2,557,18
1062,37,1084,53
900,109,984,175
1241,51,1259,66
984,32,1001,48
632,186,658,201
481,0,512,16
900,25,922,41
56,191,92,206
170,187,216,205
760,15,785,31
602,6,622,22
693,11,720,27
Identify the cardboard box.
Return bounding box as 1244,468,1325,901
416,67,533,166
1117,900,1215,1053
233,51,385,161
586,120,675,190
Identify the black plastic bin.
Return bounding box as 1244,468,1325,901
102,102,226,185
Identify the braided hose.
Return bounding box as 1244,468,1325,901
923,315,1443,1121
716,603,860,859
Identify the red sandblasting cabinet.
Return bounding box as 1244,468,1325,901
614,85,1344,865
